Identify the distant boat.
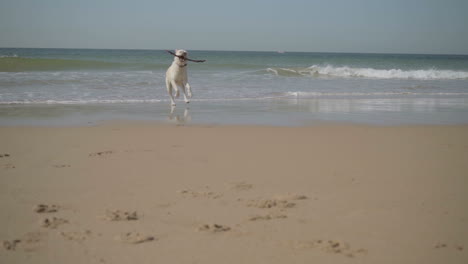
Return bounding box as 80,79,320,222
277,51,286,54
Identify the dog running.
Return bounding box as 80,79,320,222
165,50,205,106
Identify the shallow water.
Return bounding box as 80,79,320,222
1,48,467,126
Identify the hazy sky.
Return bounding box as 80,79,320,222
1,0,467,54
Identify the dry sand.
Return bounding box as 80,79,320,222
1,123,467,263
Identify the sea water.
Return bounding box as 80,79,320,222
1,48,468,125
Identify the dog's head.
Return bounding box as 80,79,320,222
174,49,188,67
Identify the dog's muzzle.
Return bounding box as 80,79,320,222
178,57,188,67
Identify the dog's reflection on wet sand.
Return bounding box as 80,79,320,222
168,105,191,125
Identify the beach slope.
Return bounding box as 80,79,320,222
1,123,467,263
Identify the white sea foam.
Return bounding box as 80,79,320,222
2,92,468,105
0,54,18,58
0,97,287,105
266,65,468,80
282,91,468,98
0,99,164,105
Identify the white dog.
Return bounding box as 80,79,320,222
165,49,192,106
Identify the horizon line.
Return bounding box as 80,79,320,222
1,46,468,56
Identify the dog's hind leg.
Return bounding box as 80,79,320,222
166,79,176,106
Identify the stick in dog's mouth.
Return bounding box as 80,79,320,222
166,50,206,63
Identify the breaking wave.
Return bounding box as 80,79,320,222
265,65,468,80
277,91,468,99
0,54,18,58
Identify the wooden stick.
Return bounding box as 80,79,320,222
165,50,206,63
186,58,206,63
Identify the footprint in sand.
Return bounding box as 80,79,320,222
178,189,223,199
40,217,69,229
198,224,231,233
435,242,464,251
244,194,307,209
249,213,287,221
53,164,71,168
2,240,21,251
115,232,155,244
34,204,60,213
435,242,448,249
123,149,155,154
60,230,93,242
274,194,308,201
230,181,253,191
245,198,296,209
3,163,15,169
291,239,368,258
102,210,139,221
89,150,114,157
156,202,174,209
2,232,45,252
1,153,13,169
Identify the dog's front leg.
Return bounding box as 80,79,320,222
171,81,180,99
181,83,190,104
185,83,192,99
166,80,176,106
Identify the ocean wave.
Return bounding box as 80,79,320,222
2,92,468,105
277,91,468,98
265,65,468,80
0,54,18,58
0,57,256,73
0,57,167,72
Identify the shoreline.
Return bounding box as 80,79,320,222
2,98,468,127
1,122,467,263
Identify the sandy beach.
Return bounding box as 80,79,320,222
1,123,467,263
